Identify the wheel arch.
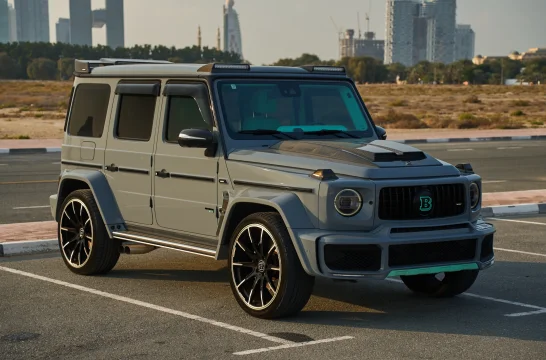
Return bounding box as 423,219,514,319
216,192,315,274
57,170,125,237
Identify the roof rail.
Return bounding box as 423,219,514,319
300,65,346,74
197,63,251,73
74,58,172,74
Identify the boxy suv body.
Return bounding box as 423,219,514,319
51,58,496,318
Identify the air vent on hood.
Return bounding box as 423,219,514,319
355,140,427,162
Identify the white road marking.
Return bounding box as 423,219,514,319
386,278,546,317
498,147,522,150
0,164,7,166
0,266,293,345
447,148,473,152
233,336,354,356
494,247,546,258
13,205,50,210
482,180,507,184
489,218,546,226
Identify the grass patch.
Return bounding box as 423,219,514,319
512,99,530,107
510,110,525,117
374,110,427,129
1,134,31,139
0,103,16,109
389,99,408,107
459,113,475,121
530,120,544,126
463,95,481,104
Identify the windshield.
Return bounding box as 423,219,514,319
216,80,375,140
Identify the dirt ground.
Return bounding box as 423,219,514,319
0,81,545,139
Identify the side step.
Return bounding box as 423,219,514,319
112,231,216,259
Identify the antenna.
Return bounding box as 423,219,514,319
357,12,362,39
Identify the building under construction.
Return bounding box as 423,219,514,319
339,29,385,62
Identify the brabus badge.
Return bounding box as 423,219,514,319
405,161,412,166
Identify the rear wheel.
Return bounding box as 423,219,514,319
58,190,120,275
228,212,314,319
400,270,479,297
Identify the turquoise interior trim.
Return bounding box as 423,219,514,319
387,263,479,277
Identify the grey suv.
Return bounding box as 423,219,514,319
50,59,496,319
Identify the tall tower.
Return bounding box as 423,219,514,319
14,0,49,42
197,26,202,49
430,0,456,64
223,0,243,59
69,0,92,46
216,27,221,50
385,0,417,66
106,0,125,49
0,0,9,43
455,24,475,61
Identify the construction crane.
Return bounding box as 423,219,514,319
365,13,370,33
329,16,343,40
357,12,362,39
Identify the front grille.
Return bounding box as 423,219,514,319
480,234,494,261
324,245,381,272
379,184,466,220
389,239,476,267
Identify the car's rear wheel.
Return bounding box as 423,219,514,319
228,212,314,319
58,190,120,275
400,270,479,297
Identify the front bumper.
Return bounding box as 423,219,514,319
49,194,58,221
293,220,495,279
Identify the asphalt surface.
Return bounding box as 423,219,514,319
0,214,545,359
0,139,545,224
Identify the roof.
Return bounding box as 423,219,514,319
74,58,347,78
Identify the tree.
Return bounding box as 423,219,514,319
386,63,407,83
0,53,19,79
27,58,58,80
58,57,75,80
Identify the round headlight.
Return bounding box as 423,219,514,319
334,189,362,217
469,182,480,209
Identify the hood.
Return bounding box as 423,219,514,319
228,139,461,180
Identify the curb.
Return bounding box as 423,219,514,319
395,135,546,144
481,203,546,218
0,148,61,155
0,239,58,257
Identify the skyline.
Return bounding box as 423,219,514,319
7,0,546,65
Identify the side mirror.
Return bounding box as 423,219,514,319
178,129,214,148
376,126,387,140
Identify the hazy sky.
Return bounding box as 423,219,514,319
15,0,546,64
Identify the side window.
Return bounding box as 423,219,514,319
165,96,209,142
116,95,157,141
67,84,111,138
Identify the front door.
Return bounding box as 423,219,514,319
104,81,162,225
153,82,218,237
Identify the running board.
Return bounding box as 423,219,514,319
112,231,216,259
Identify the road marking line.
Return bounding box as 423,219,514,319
386,278,546,317
447,148,473,152
505,309,546,317
0,266,293,345
482,180,507,184
13,205,50,210
494,247,546,257
0,164,7,166
498,147,522,150
233,336,354,356
489,218,546,226
0,180,57,185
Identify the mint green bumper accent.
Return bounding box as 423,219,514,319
387,263,479,277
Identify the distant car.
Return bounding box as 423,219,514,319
50,59,496,319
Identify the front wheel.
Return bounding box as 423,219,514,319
400,270,479,297
228,212,315,319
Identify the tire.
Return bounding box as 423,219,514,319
57,189,120,275
400,270,479,297
228,212,315,319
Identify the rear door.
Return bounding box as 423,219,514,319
104,81,162,225
153,82,218,237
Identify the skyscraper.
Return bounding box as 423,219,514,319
223,0,243,59
429,0,456,64
385,0,418,66
455,24,475,61
8,3,16,42
14,0,49,43
0,0,9,43
56,18,70,44
69,0,92,46
105,0,124,49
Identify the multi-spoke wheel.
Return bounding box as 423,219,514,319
228,212,314,319
400,270,479,297
57,190,120,275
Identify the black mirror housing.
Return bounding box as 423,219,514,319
178,129,214,148
376,126,387,140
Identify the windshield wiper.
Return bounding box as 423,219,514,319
303,129,360,139
238,129,298,140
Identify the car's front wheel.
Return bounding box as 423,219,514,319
228,212,314,319
400,270,479,297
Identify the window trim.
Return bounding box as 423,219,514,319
114,93,158,142
63,87,75,132
66,83,112,138
115,83,161,96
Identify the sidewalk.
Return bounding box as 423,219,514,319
1,128,546,152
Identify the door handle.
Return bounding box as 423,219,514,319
105,164,119,172
155,169,171,178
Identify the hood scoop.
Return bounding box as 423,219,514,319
355,140,426,162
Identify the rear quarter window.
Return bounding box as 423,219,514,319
67,84,111,138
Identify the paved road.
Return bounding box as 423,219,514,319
0,214,545,359
0,139,545,224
